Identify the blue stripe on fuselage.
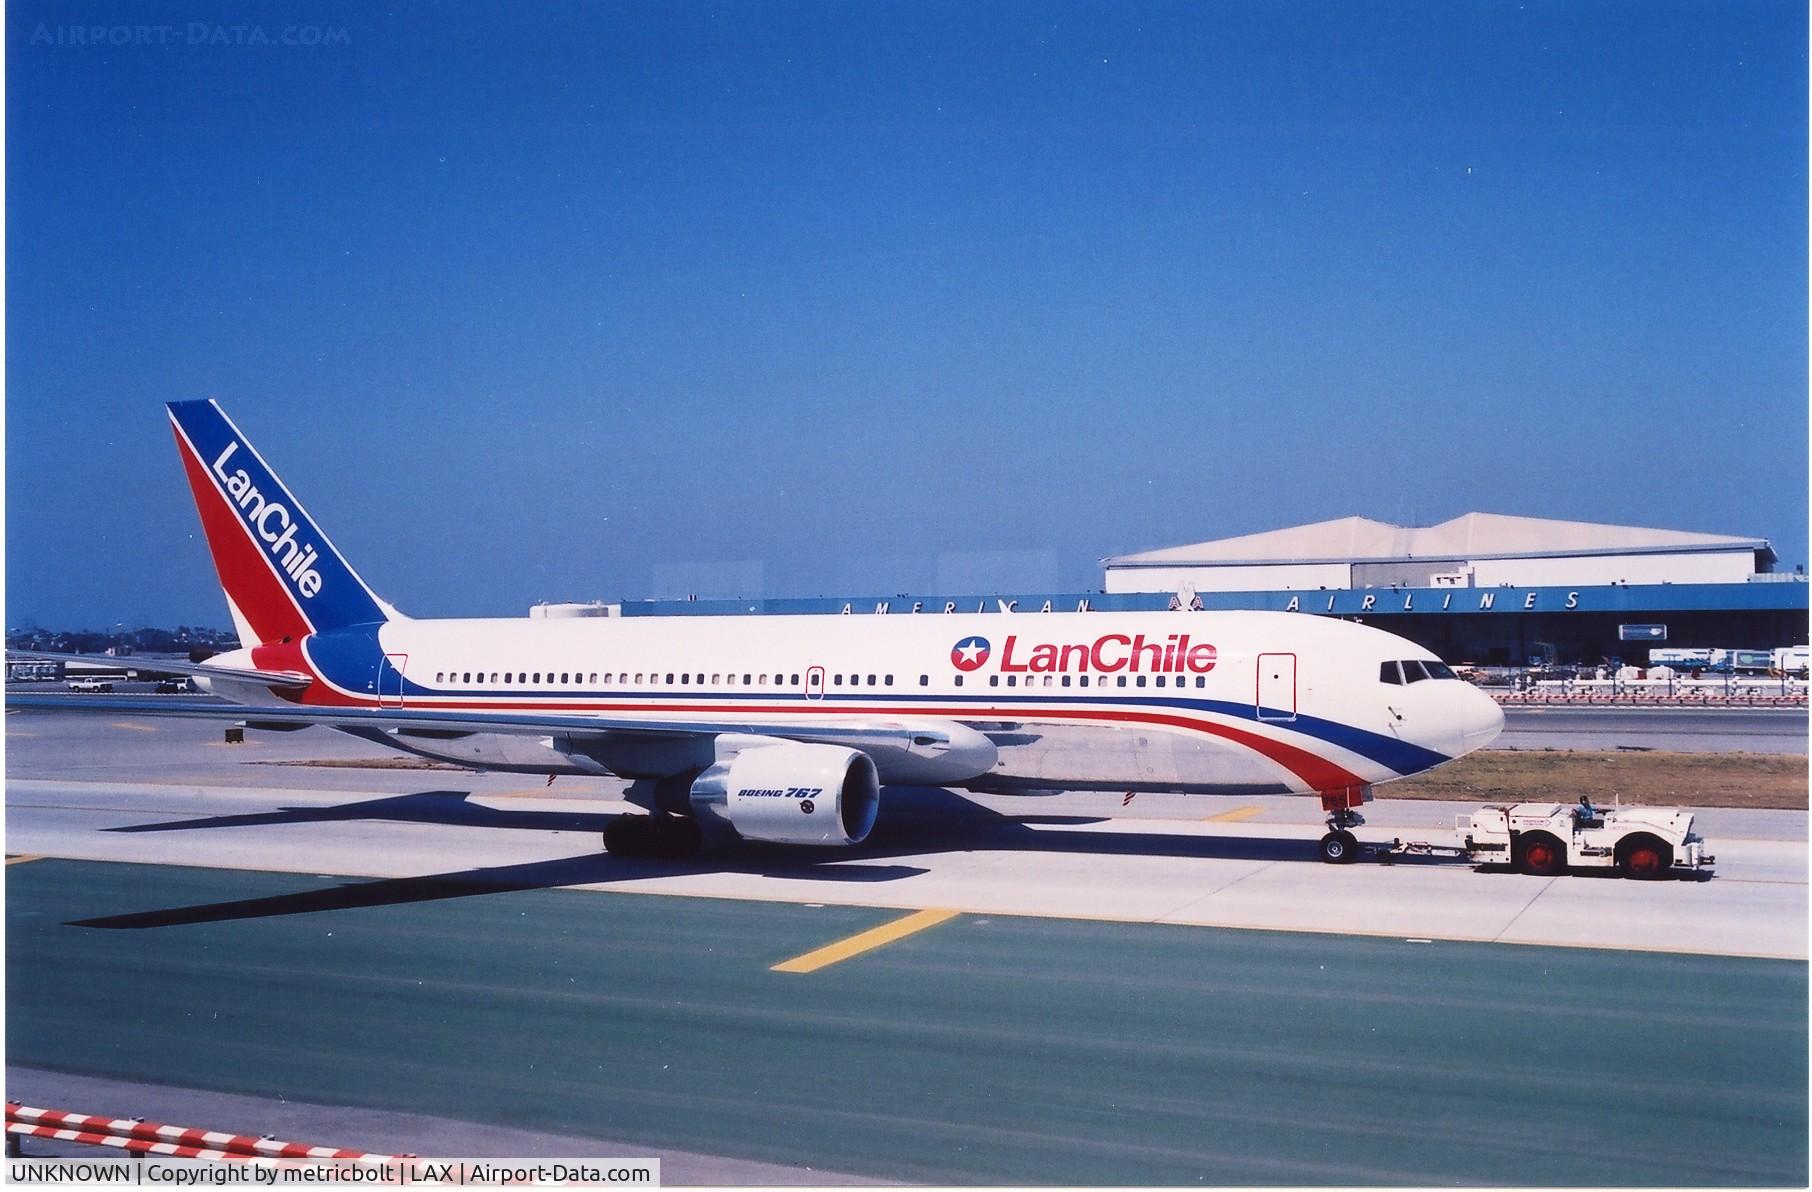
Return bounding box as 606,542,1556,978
300,629,1451,777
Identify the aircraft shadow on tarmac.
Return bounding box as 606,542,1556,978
105,790,619,836
74,786,1435,930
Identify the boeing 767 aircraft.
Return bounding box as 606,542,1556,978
12,400,1503,863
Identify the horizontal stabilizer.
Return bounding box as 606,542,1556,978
7,651,311,689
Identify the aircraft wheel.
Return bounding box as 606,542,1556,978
1515,832,1566,876
604,814,701,859
1618,835,1672,880
650,814,703,859
1318,830,1359,864
603,814,654,857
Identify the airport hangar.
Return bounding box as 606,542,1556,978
613,512,1807,668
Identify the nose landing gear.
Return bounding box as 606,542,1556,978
1317,786,1371,864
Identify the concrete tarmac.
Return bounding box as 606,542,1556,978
5,712,1805,959
8,858,1805,1185
4,711,1807,1183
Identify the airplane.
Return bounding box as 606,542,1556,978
9,399,1505,865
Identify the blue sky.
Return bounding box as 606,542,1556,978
7,1,1806,628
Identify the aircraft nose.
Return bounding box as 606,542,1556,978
1458,686,1505,754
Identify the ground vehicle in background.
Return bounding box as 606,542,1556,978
154,678,191,693
1649,647,1776,674
1460,802,1712,878
1772,645,1810,677
66,677,115,693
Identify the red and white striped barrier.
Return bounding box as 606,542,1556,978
6,1120,265,1162
5,1102,410,1161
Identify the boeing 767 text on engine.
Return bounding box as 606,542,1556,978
12,400,1504,863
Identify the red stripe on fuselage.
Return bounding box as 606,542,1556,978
173,424,312,644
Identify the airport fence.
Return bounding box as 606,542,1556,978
1492,678,1807,708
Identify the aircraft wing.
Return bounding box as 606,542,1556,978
7,651,311,689
1,693,987,759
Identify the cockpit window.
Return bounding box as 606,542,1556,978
1382,659,1458,683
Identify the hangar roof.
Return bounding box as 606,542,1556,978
1104,513,1774,568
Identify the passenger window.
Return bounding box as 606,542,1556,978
790,674,800,685
833,675,843,686
1380,661,1403,685
1079,676,1089,688
954,674,964,687
1061,675,1071,687
712,674,721,685
867,674,876,686
1196,675,1206,688
1136,676,1147,688
919,675,928,687
1155,675,1166,687
490,673,499,683
1117,676,1127,688
743,674,752,684
504,673,513,684
990,676,999,687
884,675,893,686
665,673,674,684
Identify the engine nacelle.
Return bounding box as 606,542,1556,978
689,743,880,846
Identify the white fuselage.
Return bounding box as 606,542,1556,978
210,609,1504,794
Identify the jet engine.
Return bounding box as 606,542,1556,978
689,743,880,846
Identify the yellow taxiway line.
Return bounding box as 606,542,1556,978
772,907,961,973
1204,805,1263,823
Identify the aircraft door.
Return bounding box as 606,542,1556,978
805,666,825,700
379,653,408,708
1256,653,1296,722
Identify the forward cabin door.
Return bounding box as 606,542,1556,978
1256,653,1296,722
379,653,408,708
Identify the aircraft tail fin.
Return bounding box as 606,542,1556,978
167,399,398,645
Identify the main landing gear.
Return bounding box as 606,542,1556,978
603,813,703,859
1319,806,1365,865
